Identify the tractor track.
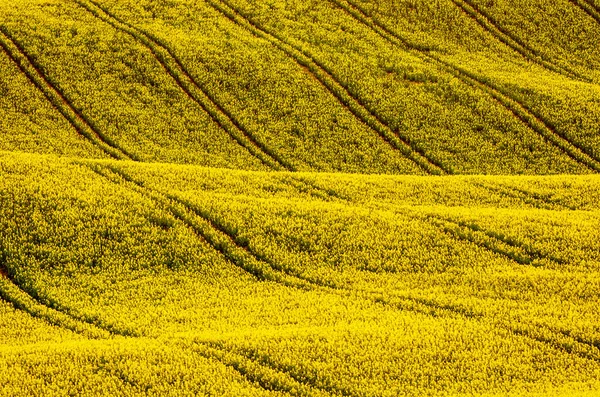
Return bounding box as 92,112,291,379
0,250,130,339
205,0,451,175
74,0,293,171
330,0,600,173
569,0,600,24
193,340,340,396
0,26,136,161
450,0,591,82
84,161,600,365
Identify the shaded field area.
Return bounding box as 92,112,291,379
1,0,600,395
1,0,600,175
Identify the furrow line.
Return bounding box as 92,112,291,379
0,27,135,161
380,292,600,364
415,210,565,266
584,0,600,14
96,364,150,392
251,178,586,360
0,251,117,339
194,341,335,397
205,0,450,175
85,163,337,293
331,0,600,173
289,176,352,202
280,176,341,202
375,204,541,267
277,175,559,266
511,326,600,364
85,163,285,284
555,327,600,353
570,0,600,24
82,165,491,326
74,0,291,171
473,180,576,211
446,214,567,265
451,0,589,82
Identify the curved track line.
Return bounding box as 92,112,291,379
74,0,293,172
85,163,307,287
84,161,600,365
0,27,136,161
194,341,337,397
330,0,600,173
585,0,600,14
450,0,591,82
0,251,125,339
205,0,450,175
472,180,577,211
283,176,560,267
569,0,600,24
267,180,598,361
422,210,566,266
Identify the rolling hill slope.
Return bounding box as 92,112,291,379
1,0,600,396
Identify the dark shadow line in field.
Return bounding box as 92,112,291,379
511,327,600,364
0,249,129,339
74,0,293,172
472,181,576,211
199,171,593,363
0,280,86,337
584,0,600,14
205,340,356,397
205,0,451,176
278,176,349,202
192,345,298,396
84,163,272,282
568,0,600,24
0,27,136,161
286,176,563,267
85,162,336,293
84,163,479,321
264,179,600,363
330,0,600,173
447,214,566,265
195,340,348,397
95,363,152,393
450,0,590,82
408,209,567,267
290,176,352,202
556,327,600,354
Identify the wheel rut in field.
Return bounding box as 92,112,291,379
568,0,600,24
74,0,293,172
84,163,322,290
0,249,130,339
271,180,598,362
330,0,600,173
450,0,591,82
193,340,343,397
420,211,565,266
205,0,451,176
0,26,136,161
472,181,577,211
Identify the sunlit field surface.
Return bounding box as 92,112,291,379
1,0,600,395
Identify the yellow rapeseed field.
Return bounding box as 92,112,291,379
0,0,599,395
